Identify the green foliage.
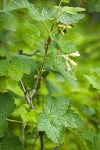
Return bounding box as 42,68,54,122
58,12,85,25
84,70,100,92
85,0,100,12
0,52,39,81
1,131,24,150
0,12,16,31
79,128,100,150
61,0,70,3
0,92,15,137
17,104,38,124
0,0,99,149
38,96,83,143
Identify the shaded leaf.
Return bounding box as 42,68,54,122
0,12,16,31
84,72,100,91
85,0,100,12
1,131,24,150
0,92,16,137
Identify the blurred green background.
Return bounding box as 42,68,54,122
0,0,100,150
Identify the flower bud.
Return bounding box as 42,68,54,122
66,62,71,71
69,51,80,57
68,58,77,66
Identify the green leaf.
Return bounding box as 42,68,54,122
8,65,24,81
3,0,29,11
17,104,38,124
58,12,85,24
1,131,24,150
70,130,89,150
0,12,16,31
0,92,16,137
6,52,37,81
80,128,100,150
85,0,100,12
58,40,77,53
61,0,70,3
23,31,39,48
28,4,56,21
54,72,65,82
45,53,77,88
0,77,7,92
0,60,10,76
4,0,56,21
81,105,95,117
84,72,100,91
60,6,86,15
38,96,83,143
80,128,96,143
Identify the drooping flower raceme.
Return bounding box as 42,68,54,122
61,51,80,71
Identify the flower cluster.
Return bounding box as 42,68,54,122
61,51,80,71
58,24,72,35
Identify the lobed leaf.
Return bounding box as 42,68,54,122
38,96,83,143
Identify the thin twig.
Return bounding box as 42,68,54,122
20,80,30,104
19,80,34,108
52,143,64,150
6,118,23,124
18,50,39,57
22,124,26,146
29,36,51,100
42,21,50,34
32,132,39,150
39,131,45,150
6,118,33,127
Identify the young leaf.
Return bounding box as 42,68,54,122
0,92,16,137
38,96,83,143
17,104,38,124
1,131,24,150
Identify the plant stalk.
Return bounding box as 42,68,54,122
39,131,45,150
